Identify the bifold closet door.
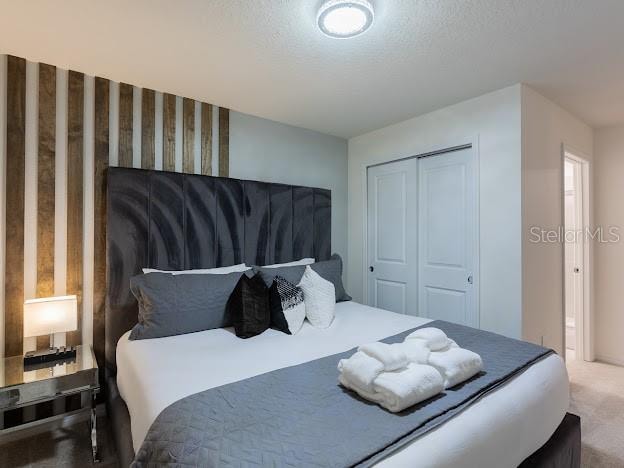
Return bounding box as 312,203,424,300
418,147,478,327
366,159,418,315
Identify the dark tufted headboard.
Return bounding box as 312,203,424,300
105,167,331,373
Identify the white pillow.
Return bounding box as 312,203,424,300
298,266,335,328
261,258,315,269
142,263,250,275
285,302,306,335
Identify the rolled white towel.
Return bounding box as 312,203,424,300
401,339,430,364
337,351,384,394
338,374,383,403
373,363,444,413
358,342,408,371
436,339,459,352
428,347,483,388
405,327,450,351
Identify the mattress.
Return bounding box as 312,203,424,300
116,301,569,468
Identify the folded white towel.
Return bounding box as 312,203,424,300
338,374,383,403
428,347,483,388
373,363,444,413
400,339,431,364
405,327,451,351
337,351,384,393
358,342,408,371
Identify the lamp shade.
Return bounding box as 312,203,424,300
23,295,78,337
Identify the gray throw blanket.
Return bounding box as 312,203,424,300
132,321,553,467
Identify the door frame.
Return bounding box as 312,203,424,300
362,137,480,321
561,145,593,361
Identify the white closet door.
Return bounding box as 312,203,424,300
418,147,478,327
367,159,418,315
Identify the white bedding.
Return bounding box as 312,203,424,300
117,301,569,468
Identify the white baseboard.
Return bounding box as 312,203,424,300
595,354,624,367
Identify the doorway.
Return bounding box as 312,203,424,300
366,145,478,327
563,150,591,361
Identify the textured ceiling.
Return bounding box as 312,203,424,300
1,0,623,138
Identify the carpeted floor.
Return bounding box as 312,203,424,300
0,415,117,467
567,351,624,468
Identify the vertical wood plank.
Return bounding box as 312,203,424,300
219,108,229,177
201,103,212,175
36,63,56,350
163,93,176,171
66,71,84,347
118,83,133,167
5,56,26,357
182,98,194,173
93,77,109,374
141,88,155,170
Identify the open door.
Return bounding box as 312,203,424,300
563,151,592,361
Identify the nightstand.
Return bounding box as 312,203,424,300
0,345,100,462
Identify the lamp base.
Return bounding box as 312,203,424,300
24,346,76,367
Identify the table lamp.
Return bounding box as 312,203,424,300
23,295,78,365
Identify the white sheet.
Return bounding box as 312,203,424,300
117,302,569,468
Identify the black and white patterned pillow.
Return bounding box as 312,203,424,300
269,275,306,335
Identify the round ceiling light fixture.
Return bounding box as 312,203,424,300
317,0,374,39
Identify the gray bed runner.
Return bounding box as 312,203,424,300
132,320,554,467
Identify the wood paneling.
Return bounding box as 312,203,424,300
1,52,232,368
36,62,56,350
5,56,26,357
201,103,212,175
66,71,84,347
141,89,155,170
118,83,133,167
219,108,229,177
183,98,194,173
93,77,109,374
163,93,176,171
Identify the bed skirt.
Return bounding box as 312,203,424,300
105,374,135,468
106,376,580,468
519,412,581,468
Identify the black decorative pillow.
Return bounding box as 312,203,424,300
269,276,306,335
226,273,271,339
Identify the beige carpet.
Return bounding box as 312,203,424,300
567,352,624,467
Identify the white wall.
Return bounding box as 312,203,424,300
229,111,348,265
521,85,594,355
594,125,624,365
348,85,523,339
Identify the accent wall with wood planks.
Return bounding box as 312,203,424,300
0,53,229,362
36,62,56,351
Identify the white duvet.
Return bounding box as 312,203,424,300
116,301,569,468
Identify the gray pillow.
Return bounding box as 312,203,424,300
129,271,249,340
257,265,306,289
255,254,351,302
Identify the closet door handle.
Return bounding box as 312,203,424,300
369,266,374,272
467,275,473,284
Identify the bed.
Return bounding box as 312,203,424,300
104,167,580,467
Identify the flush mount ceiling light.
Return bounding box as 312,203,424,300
317,0,374,39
